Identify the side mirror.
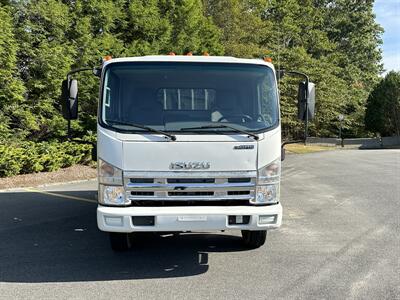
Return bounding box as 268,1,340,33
297,81,315,121
61,79,78,120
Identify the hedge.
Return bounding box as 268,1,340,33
0,141,93,177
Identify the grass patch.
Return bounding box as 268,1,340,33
285,143,336,154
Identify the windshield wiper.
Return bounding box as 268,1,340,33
107,120,176,141
180,123,259,140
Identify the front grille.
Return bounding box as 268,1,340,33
167,178,215,184
227,191,250,195
130,178,154,183
228,178,251,183
125,171,256,206
130,199,250,207
168,191,214,196
131,191,154,196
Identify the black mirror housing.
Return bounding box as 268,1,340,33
68,79,79,120
297,81,316,121
60,79,79,120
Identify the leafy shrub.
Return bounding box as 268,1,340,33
0,141,93,177
0,146,25,177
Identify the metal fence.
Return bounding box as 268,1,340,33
306,136,400,148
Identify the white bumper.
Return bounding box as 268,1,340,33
97,204,282,232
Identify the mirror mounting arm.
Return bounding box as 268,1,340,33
282,71,309,82
67,67,99,81
280,139,305,161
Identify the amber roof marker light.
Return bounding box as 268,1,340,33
168,52,176,56
186,51,193,56
263,57,273,63
203,51,210,56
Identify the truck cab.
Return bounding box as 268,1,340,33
62,55,315,250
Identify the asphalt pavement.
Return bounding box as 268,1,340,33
0,149,399,299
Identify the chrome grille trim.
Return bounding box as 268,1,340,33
124,171,257,179
128,194,254,201
126,182,255,190
124,171,256,203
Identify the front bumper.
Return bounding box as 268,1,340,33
97,204,282,232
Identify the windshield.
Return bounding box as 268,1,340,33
100,62,278,133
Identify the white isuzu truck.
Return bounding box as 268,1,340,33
61,55,315,251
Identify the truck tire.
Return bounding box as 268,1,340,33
241,230,267,249
109,232,132,251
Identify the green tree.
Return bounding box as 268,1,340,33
252,1,350,137
67,0,223,135
323,0,384,137
204,0,268,57
67,0,126,135
122,0,223,56
263,0,382,138
365,71,400,136
324,0,383,85
0,5,26,142
13,0,76,140
1,0,385,143
167,0,223,55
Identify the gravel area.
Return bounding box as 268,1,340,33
0,165,97,190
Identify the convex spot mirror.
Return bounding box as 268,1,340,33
61,79,78,120
297,81,315,121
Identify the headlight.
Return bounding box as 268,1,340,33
251,184,280,205
252,158,281,205
98,158,123,185
98,159,128,205
99,184,130,206
257,158,281,184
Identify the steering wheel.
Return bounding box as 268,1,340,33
217,114,253,123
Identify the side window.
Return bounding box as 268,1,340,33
105,87,111,107
157,88,216,110
102,70,120,122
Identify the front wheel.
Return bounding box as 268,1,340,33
109,232,132,251
241,230,267,249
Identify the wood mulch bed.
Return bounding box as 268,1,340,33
0,165,97,190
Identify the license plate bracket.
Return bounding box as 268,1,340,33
177,216,208,222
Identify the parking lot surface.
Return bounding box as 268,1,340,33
0,149,399,299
